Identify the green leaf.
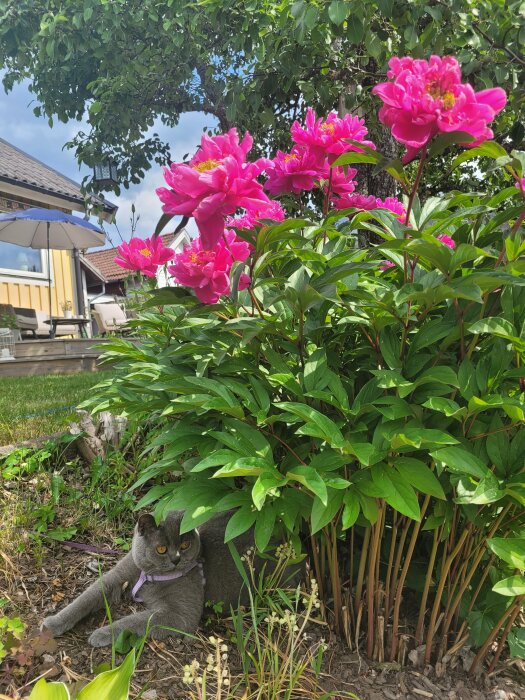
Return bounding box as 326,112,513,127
422,397,466,419
487,538,525,570
508,628,525,659
275,402,345,448
431,446,489,478
30,679,70,700
286,465,328,504
77,650,135,700
311,489,343,534
384,470,421,520
224,507,257,542
452,140,508,169
342,491,360,529
251,472,283,510
395,458,446,500
493,575,525,597
428,131,475,157
212,457,269,478
328,0,349,25
468,318,521,344
254,505,276,552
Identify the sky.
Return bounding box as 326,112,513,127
0,75,218,249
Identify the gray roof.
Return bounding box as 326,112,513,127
0,137,116,215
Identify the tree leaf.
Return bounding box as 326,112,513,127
328,0,349,25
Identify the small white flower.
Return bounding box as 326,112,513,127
220,643,228,652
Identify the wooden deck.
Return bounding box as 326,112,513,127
0,338,112,377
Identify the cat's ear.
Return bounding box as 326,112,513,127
137,513,158,536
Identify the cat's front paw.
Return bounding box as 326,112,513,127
42,614,68,637
88,626,114,648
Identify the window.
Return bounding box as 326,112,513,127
0,242,46,276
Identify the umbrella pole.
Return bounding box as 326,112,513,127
47,222,53,337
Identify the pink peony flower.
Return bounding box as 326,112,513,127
265,146,326,195
333,193,407,223
291,108,376,163
380,260,396,271
114,235,174,277
372,56,507,163
327,166,358,196
226,200,286,230
168,231,250,304
156,128,272,249
437,234,456,249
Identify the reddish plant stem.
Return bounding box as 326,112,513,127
390,496,430,661
367,502,385,658
355,527,370,610
384,513,398,617
415,525,442,647
388,517,411,616
424,527,470,664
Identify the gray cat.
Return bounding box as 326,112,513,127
42,510,255,647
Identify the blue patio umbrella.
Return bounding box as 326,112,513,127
0,207,105,330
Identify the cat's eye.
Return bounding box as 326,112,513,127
180,540,191,551
156,545,168,555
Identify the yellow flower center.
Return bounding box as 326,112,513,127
139,248,152,257
189,252,200,263
284,154,297,162
320,123,335,134
193,158,220,172
442,91,456,110
427,82,456,110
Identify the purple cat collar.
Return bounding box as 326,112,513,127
132,561,203,602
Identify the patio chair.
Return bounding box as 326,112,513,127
92,303,128,336
13,306,39,338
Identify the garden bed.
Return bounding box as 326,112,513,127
2,545,524,699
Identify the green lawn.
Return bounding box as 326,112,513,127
0,371,114,445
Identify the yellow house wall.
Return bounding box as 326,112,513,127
0,192,77,315
0,249,76,315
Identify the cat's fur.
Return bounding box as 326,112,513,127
42,510,256,647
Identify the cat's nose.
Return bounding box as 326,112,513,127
170,552,180,565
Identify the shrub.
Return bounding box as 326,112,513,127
88,56,525,672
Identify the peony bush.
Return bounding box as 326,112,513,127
98,56,524,671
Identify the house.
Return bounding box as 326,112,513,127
0,138,117,318
83,229,191,300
